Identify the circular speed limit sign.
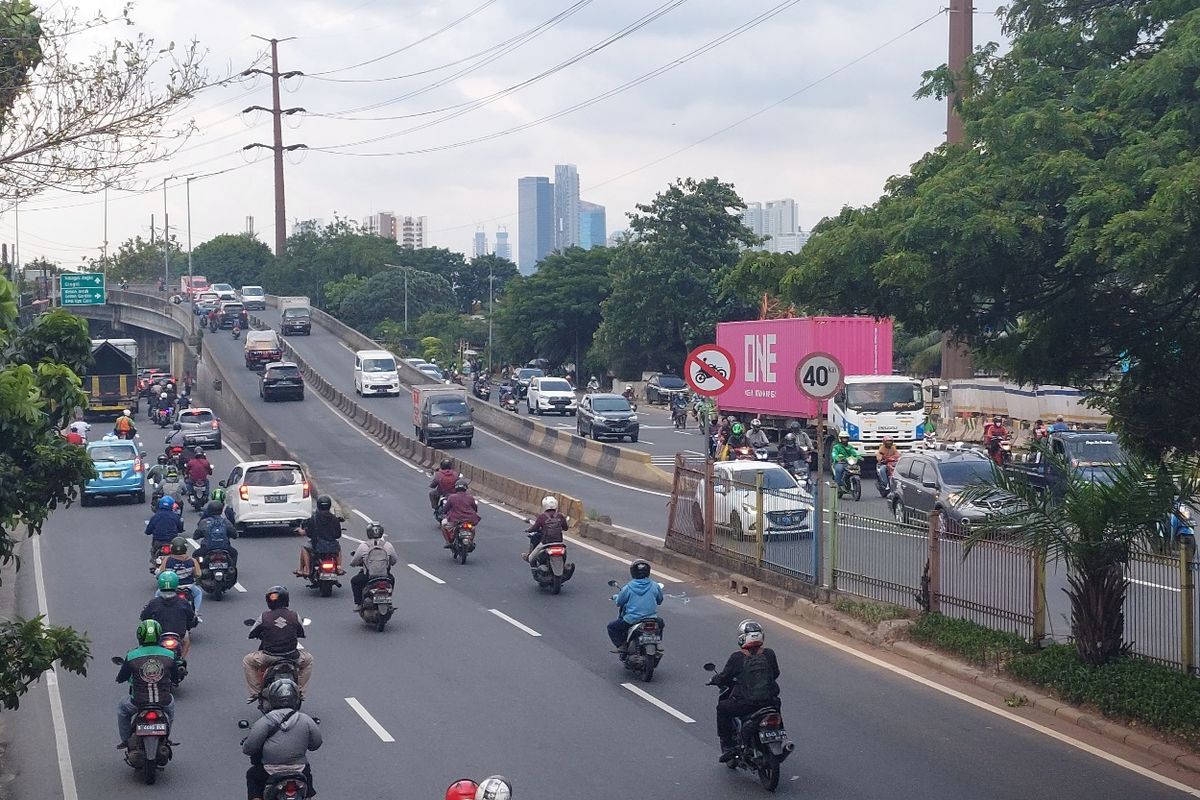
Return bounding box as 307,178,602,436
795,352,844,400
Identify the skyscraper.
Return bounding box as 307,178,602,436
494,226,512,262
553,164,580,251
517,176,553,274
741,199,803,253
362,211,398,240
472,227,488,258
398,215,426,249
578,201,606,250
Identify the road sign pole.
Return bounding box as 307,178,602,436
815,401,825,587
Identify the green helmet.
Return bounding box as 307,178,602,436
137,619,163,646
210,488,226,505
157,570,180,592
731,422,745,436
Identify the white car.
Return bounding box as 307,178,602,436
221,460,313,533
527,376,577,416
211,282,237,302
404,358,429,368
696,461,813,540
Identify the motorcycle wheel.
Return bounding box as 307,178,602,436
757,753,780,791
319,582,333,598
375,616,387,633
550,574,562,595
211,588,224,601
141,743,157,784
457,546,468,565
851,477,862,502
877,479,889,498
641,653,655,682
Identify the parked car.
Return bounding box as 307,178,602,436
221,460,313,534
260,361,305,402
176,407,222,449
418,364,445,382
695,461,813,540
890,449,1005,533
527,376,577,416
577,393,638,442
645,373,688,405
514,367,544,399
81,435,146,506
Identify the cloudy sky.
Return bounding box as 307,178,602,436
4,0,1006,266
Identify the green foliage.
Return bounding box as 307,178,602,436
91,235,185,284
337,268,455,333
322,274,366,313
908,613,1035,668
833,598,910,627
419,336,446,363
404,310,487,367
190,233,273,289
0,616,89,711
720,250,799,308
894,327,942,377
262,219,404,308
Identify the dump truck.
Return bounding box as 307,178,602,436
84,338,139,417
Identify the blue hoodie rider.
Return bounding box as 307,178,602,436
145,496,184,563
607,559,664,649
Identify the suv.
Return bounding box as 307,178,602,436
890,449,1002,532
526,376,576,416
218,301,247,329
260,361,305,402
514,367,544,399
81,436,146,506
645,373,688,405
221,460,313,533
211,282,237,301
577,393,639,442
177,407,222,449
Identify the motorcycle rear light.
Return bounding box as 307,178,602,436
240,485,250,501
320,560,335,571
642,621,658,632
284,781,299,797
760,713,782,728
145,711,159,721
161,637,178,650
462,522,473,530
302,480,310,499
547,546,566,556
159,544,171,553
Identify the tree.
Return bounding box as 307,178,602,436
455,254,519,315
322,274,366,313
89,235,184,284
336,268,455,333
263,219,405,309
407,310,488,368
494,247,613,372
0,277,94,709
595,178,759,375
190,233,273,289
782,1,1200,459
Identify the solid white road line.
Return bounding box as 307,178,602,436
351,509,374,523
345,697,395,742
621,683,696,724
407,563,446,585
715,596,1200,797
564,536,683,583
31,536,80,800
611,523,665,543
488,608,542,637
224,442,246,463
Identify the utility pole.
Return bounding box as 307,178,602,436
162,178,169,290
244,36,306,258
187,176,195,331
940,0,975,380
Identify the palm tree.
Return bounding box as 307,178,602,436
959,448,1197,666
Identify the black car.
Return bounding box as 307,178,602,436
217,301,247,329
514,367,544,399
259,361,305,402
577,393,639,443
890,449,1003,533
645,373,688,405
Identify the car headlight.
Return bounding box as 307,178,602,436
462,422,473,428
628,414,638,421
427,422,443,429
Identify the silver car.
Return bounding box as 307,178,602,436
177,407,222,449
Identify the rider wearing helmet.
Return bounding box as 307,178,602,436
622,384,636,403
114,408,135,438
746,418,770,450
524,495,569,560
164,420,187,450
244,586,314,699
145,495,184,564
158,536,203,616
429,458,459,513
475,776,513,800
140,570,198,659
441,478,481,547
183,445,212,496
777,432,806,472
297,495,343,578
242,677,323,800
349,522,398,611
721,421,749,460
607,560,664,655
708,620,782,762
446,779,481,800
194,496,239,572
875,435,900,490
115,620,180,748
831,430,856,488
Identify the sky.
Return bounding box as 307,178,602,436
3,0,1007,267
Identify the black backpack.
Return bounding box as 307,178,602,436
736,651,778,704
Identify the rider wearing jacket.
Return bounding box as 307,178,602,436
441,479,481,546
115,620,180,747
158,537,203,615
746,419,770,450
243,587,313,698
607,559,663,650
183,447,212,495
140,571,198,659
524,496,569,559
709,620,782,762
831,431,856,488
875,436,900,488
145,497,184,562
242,678,322,800
194,497,239,568
429,459,458,511
350,522,398,611
296,496,342,577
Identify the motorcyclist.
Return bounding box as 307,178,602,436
777,433,807,472
622,384,636,403
1051,415,1069,432
441,478,481,548
157,537,203,617
708,619,782,763
115,620,180,749
606,559,664,656
242,677,322,800
243,586,314,699
145,496,185,565
984,416,1010,465
183,446,212,497
155,391,173,423
831,431,856,489
474,776,513,800
429,458,458,515
164,422,187,453
669,392,688,427
114,409,136,439
786,420,813,452
445,779,481,800
194,497,240,577
350,522,398,612
720,422,748,460
524,495,569,560
296,495,343,577
140,571,198,659
586,375,600,393
232,318,242,338
746,418,770,451
875,436,901,491
498,382,516,405
207,307,219,330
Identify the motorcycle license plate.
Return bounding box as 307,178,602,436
372,596,392,605
136,723,167,735
265,494,287,503
640,634,662,643
759,729,784,741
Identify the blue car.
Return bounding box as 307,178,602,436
81,435,146,507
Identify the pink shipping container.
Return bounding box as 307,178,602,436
715,317,893,419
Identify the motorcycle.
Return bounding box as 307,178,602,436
305,547,342,597
158,630,188,685
702,663,794,792
198,548,237,600
187,478,210,512
608,581,664,681
780,455,811,493
232,324,242,340
836,457,863,502
155,406,174,427
527,533,575,594
112,656,176,785
876,458,897,498
242,619,307,715
444,520,476,565
473,381,492,401
500,393,519,413
165,445,186,470
151,471,182,509
732,445,756,461
357,575,395,632
586,379,600,393
150,541,172,573
752,446,770,462
671,404,687,430
236,718,319,799
114,425,138,440
987,435,1012,467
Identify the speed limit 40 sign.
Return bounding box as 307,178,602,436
795,352,844,400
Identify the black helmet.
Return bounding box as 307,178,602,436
629,559,651,580
316,495,332,512
454,478,468,492
265,585,290,609
265,677,301,710
366,522,384,540
204,499,223,515
440,458,453,470
193,446,204,456
156,454,167,465
170,536,188,555
172,422,182,430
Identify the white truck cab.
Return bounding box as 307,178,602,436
354,349,400,397
827,375,925,465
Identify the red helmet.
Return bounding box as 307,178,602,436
445,779,480,800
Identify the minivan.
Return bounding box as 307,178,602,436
354,349,400,397
240,285,267,310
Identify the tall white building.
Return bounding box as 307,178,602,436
362,211,398,240
741,199,808,253
553,164,580,251
472,227,488,258
494,226,512,262
398,215,426,249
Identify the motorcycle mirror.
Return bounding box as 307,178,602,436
243,618,255,626
218,480,226,488
657,582,664,590
702,662,717,672
302,618,311,626
607,579,618,587
237,719,250,729
111,656,125,665
140,451,147,458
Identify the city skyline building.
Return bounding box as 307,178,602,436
578,200,606,250
398,215,426,249
517,176,554,274
472,227,488,258
494,226,512,262
553,164,580,251
362,211,398,240
741,198,808,253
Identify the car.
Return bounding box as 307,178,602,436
353,349,400,397
211,282,237,301
240,285,267,310
695,461,813,540
176,407,222,449
193,292,220,316
514,367,544,399
418,364,445,382
217,301,247,329
244,329,283,370
645,373,688,405
577,393,639,442
260,361,305,402
404,358,429,368
526,376,577,416
221,460,313,533
81,435,146,506
890,449,1005,533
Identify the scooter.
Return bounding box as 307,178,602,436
500,392,519,413
444,520,476,565
702,663,794,792
357,574,396,632
876,458,897,498
236,717,319,799
608,580,665,682
305,547,342,597
231,325,241,340
836,457,863,502
111,656,175,785
527,533,575,594
149,541,172,573
242,618,308,716
198,548,237,600
187,478,210,512
672,405,687,430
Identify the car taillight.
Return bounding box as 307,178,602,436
240,485,250,501
145,710,159,721
760,713,782,728
212,420,219,429
301,480,310,499
547,546,566,556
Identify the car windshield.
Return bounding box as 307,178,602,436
89,445,135,462
539,379,572,391
222,304,243,312
724,467,798,491
212,283,233,292
431,399,468,416
656,375,686,389
518,369,543,380
939,460,995,487
1065,437,1126,467
245,467,302,487
844,382,923,412
198,293,217,302
242,287,264,296
180,411,214,424
420,366,444,377
363,358,395,373
282,307,309,318
267,366,300,378
592,397,630,412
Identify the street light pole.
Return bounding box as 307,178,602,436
488,263,494,373
186,176,195,332
162,178,169,290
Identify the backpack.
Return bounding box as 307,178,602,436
362,544,391,577
197,516,231,547
736,651,777,704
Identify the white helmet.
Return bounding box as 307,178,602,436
475,776,512,800
737,618,765,649
159,392,168,399
541,496,558,512
123,409,131,417
750,418,762,429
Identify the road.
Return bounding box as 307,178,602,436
6,329,1200,800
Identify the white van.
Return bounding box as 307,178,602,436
354,349,400,397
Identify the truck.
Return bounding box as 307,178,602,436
715,317,926,467
279,296,312,336
412,384,473,448
83,338,139,417
244,329,283,371
180,275,208,299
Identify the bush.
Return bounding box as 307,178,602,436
834,598,910,627
908,614,1034,669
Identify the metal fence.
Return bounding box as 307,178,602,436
938,534,1038,638
831,510,928,610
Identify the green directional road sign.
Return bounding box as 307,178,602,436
59,273,106,306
